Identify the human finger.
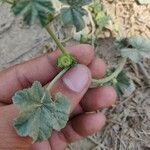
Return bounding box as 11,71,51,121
49,112,106,150
0,44,94,104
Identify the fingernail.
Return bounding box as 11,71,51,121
62,65,89,93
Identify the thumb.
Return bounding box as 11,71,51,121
50,64,91,113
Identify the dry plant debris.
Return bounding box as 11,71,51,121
100,0,150,38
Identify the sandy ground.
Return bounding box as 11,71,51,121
0,1,150,150
100,0,150,39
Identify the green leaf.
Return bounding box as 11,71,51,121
95,11,109,31
73,33,99,46
89,0,109,31
59,0,91,6
106,70,135,97
12,0,55,26
13,81,70,142
61,7,86,32
59,0,91,31
115,38,129,49
116,36,150,63
120,48,142,63
128,36,150,60
137,0,150,4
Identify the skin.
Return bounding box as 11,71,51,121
0,44,117,150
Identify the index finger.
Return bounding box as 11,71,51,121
0,44,94,104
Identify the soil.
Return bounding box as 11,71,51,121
100,0,150,39
0,1,150,150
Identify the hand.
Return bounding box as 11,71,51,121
0,44,116,150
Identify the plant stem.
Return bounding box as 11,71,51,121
46,68,69,92
90,57,127,88
45,25,68,55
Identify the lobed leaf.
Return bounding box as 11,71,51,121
13,81,70,142
106,70,135,97
127,37,150,62
60,7,86,32
95,11,109,31
59,0,92,31
59,0,91,7
120,48,142,63
116,36,150,63
115,38,129,49
12,0,55,26
89,0,109,32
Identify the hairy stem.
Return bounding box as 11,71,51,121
90,57,127,88
45,25,69,55
46,68,69,92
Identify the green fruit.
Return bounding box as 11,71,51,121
57,54,76,69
